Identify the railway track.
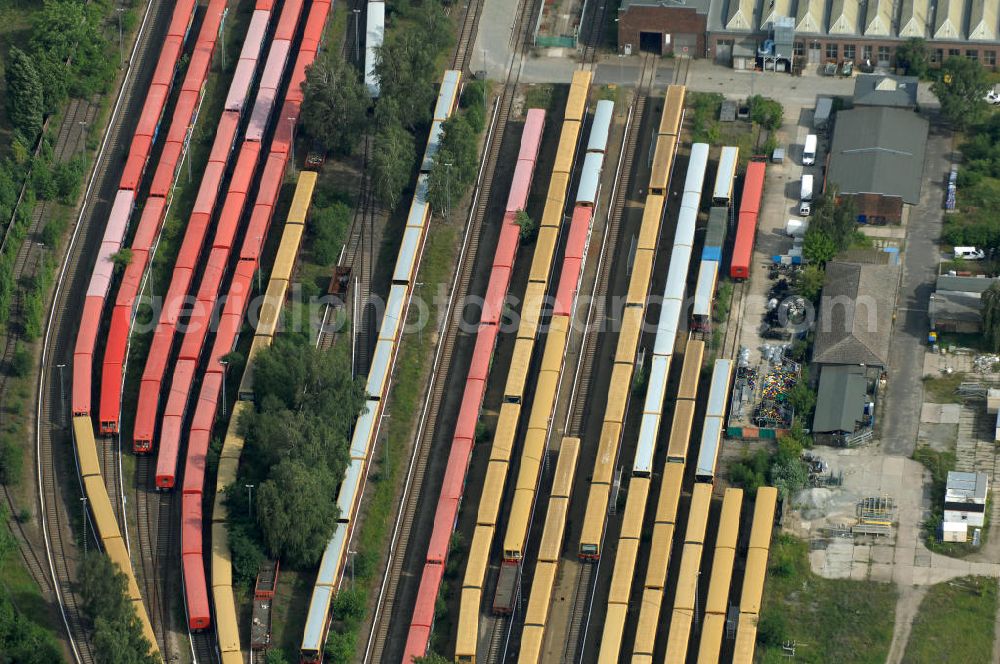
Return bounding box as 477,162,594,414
452,0,485,71
133,455,176,659
0,99,96,604
35,0,170,661
364,0,539,660
722,279,747,360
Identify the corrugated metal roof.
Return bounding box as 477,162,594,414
899,0,929,38
946,471,989,501
853,75,919,108
795,0,825,33
829,0,859,34
813,365,867,433
828,107,928,204
864,0,894,35
936,274,1000,293
969,0,998,41
813,261,899,367
934,0,964,39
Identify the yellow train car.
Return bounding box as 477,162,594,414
271,223,304,283
490,403,520,462
636,194,664,252
84,475,120,543
626,248,655,307
524,560,557,626
74,417,100,478
478,460,508,527
732,612,759,664
211,521,232,588
648,135,677,195
717,487,744,550
550,437,580,498
673,543,703,611
604,363,633,425
655,463,685,524
619,478,649,540
740,547,769,615
104,535,141,600
677,339,705,401
529,226,560,284
518,281,547,341
286,171,317,224
214,586,241,654
632,587,663,657
686,482,713,544
615,305,644,362
256,278,289,339
553,120,581,174
666,399,695,464
520,428,547,473
455,587,480,663
750,486,778,550
541,175,569,226
591,421,620,487
537,500,568,560
608,537,638,605
565,70,594,122
597,603,628,664
463,525,492,589
660,85,686,136
519,625,545,663
503,488,534,560
697,613,727,664
644,522,675,590
663,609,694,664
216,455,238,494
579,482,609,559
504,337,533,401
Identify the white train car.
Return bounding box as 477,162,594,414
632,144,710,477
713,146,739,204
695,359,735,482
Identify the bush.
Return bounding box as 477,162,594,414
310,202,351,266
11,343,32,377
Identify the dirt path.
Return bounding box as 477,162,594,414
885,585,928,664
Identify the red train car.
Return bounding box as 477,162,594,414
730,160,766,280
403,110,546,663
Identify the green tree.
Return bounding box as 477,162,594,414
301,51,370,156
414,654,451,664
370,119,415,209
310,202,352,265
515,209,537,241
769,456,808,499
748,95,784,131
5,46,44,140
426,114,480,213
803,228,836,265
265,649,291,664
794,264,826,302
932,56,990,129
78,553,157,663
110,248,133,271
894,38,930,78
374,32,438,129
982,282,1000,351
786,382,817,422
256,461,339,566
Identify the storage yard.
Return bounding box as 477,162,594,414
9,0,921,662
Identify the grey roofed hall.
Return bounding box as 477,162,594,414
853,74,919,108
929,290,982,325
827,107,928,205
936,274,1000,294
813,261,899,368
813,365,867,434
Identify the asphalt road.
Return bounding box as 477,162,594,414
880,119,952,456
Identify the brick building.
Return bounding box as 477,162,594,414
618,0,1000,70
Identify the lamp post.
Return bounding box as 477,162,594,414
245,484,255,522
288,117,296,165
79,121,87,154
256,236,263,292
444,161,453,218
219,359,228,418
220,10,227,70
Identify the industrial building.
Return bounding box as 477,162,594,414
617,0,1000,69
942,471,989,542
929,274,1000,333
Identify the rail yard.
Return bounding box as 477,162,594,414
8,0,801,662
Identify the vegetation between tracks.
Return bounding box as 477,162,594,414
903,576,998,663
757,534,896,664
78,552,156,664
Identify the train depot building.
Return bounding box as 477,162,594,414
617,0,1000,69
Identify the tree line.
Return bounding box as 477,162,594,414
78,553,157,664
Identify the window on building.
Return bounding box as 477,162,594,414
949,48,961,57
826,43,838,59
967,49,979,62
863,45,873,61
878,46,891,62
986,50,997,66
844,44,855,61
794,41,804,56
931,49,942,63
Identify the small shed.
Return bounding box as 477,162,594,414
813,365,869,445
814,97,833,129
944,471,989,528
942,520,968,543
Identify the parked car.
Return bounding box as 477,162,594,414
954,246,986,260
986,90,1000,105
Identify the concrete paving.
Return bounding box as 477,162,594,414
879,125,954,457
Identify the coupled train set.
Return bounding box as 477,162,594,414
54,0,782,661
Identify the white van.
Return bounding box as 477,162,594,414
800,174,814,201
803,134,817,165
954,246,986,260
